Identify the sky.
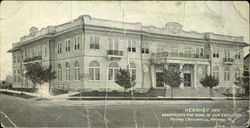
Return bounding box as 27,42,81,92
0,1,249,80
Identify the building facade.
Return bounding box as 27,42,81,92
8,15,248,91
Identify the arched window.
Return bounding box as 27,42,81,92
235,68,241,80
74,61,80,80
129,62,136,80
65,62,71,80
224,67,230,81
108,62,119,81
89,61,100,80
212,66,219,80
57,64,62,81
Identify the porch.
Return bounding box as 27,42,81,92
150,58,210,89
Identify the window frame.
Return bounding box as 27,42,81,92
212,66,219,80
142,42,149,54
224,67,230,81
108,62,119,81
129,63,136,80
213,48,219,58
66,39,71,52
89,36,100,50
89,61,100,81
128,40,136,52
65,62,71,81
74,61,80,81
57,64,62,81
74,36,80,50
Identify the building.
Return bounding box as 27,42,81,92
244,52,250,72
8,15,249,92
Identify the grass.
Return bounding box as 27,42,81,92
0,91,36,99
51,89,68,95
70,90,157,98
8,88,35,93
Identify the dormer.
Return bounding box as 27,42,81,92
165,22,183,34
29,27,38,37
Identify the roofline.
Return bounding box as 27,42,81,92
244,53,249,60
8,15,248,52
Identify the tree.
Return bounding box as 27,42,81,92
25,63,56,91
161,69,182,99
115,68,136,98
243,66,250,95
200,75,219,99
235,67,250,96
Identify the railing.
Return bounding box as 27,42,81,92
223,58,234,63
23,56,42,63
151,52,209,59
107,50,123,56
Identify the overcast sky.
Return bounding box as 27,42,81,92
0,1,249,80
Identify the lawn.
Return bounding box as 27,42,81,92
0,91,36,99
8,88,35,93
70,90,152,97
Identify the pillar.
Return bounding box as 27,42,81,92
207,65,211,75
193,64,198,89
150,65,156,88
180,64,184,89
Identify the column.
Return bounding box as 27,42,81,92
207,65,211,75
179,64,184,89
193,64,198,89
150,65,156,88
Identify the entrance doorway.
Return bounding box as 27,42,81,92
156,72,164,87
184,73,191,87
183,65,192,87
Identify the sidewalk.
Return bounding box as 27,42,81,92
0,89,38,97
1,89,248,101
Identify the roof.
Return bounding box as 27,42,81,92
8,15,249,53
244,53,249,60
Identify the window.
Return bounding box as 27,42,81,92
37,46,40,56
65,62,71,80
57,41,62,54
57,64,62,81
184,47,191,58
129,63,136,80
213,48,219,58
212,66,219,80
196,48,204,57
142,42,149,54
18,75,20,82
13,55,16,63
66,39,71,52
235,68,241,80
235,51,241,59
17,55,20,63
224,67,230,81
109,37,118,50
200,48,204,56
89,61,100,80
90,36,99,49
108,62,119,81
128,40,136,52
75,36,80,50
44,43,47,55
14,70,16,82
224,49,230,58
74,61,80,80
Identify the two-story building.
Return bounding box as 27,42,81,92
8,15,248,92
